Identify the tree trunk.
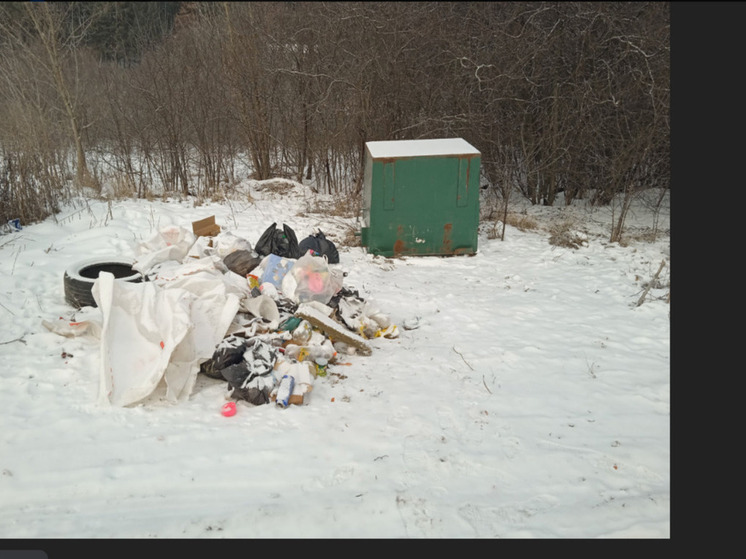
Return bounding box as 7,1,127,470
26,3,95,190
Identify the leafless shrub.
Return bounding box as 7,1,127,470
506,213,540,232
310,195,361,219
109,175,137,199
339,225,362,248
252,178,299,196
0,1,668,236
547,220,586,249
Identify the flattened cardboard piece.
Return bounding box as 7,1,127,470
192,215,221,238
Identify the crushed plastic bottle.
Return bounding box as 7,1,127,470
283,340,337,363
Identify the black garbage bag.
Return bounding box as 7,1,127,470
220,338,277,405
328,286,362,310
298,230,340,264
199,335,248,379
221,362,273,405
255,222,300,259
223,250,262,277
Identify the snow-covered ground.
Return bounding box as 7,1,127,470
0,180,670,538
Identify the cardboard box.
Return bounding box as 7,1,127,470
192,215,221,237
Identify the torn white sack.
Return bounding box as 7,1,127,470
133,225,197,274
92,270,239,407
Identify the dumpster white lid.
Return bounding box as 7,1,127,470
366,138,480,159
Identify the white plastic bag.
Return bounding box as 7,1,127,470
282,252,342,305
134,225,196,274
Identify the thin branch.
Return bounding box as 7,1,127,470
636,259,666,307
0,336,25,345
452,346,474,370
0,301,16,316
482,375,492,394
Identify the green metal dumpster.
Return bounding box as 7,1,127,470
360,138,481,257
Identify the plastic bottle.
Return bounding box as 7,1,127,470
276,375,295,408
284,341,337,363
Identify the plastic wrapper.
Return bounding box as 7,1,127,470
282,252,343,305
260,254,296,289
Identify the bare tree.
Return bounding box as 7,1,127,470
0,1,669,232
220,2,281,181
10,2,102,189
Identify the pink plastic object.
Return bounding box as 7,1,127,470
221,402,237,417
308,272,324,293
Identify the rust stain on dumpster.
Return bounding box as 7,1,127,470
442,223,453,254
393,225,406,255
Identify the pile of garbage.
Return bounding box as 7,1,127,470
195,222,398,408
56,219,398,409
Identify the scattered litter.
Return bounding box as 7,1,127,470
41,306,103,338
192,215,221,238
296,303,373,356
336,292,395,339
260,254,296,289
134,225,196,273
42,316,101,339
274,374,295,408
241,294,280,330
46,222,400,410
283,251,343,305
199,335,248,379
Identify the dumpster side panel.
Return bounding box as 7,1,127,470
365,154,480,257
361,150,374,247
363,150,373,227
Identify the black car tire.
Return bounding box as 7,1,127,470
64,257,143,309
